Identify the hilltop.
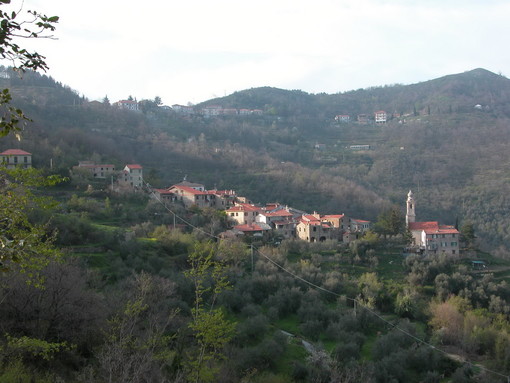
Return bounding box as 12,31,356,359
200,68,510,118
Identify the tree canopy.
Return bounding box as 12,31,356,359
0,0,58,137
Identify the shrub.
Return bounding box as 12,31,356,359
236,314,270,344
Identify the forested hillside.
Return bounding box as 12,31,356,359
5,66,510,382
2,67,510,254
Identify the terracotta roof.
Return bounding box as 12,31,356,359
234,223,270,232
323,214,344,219
263,209,293,217
299,219,321,226
154,188,175,195
409,221,459,235
229,203,261,213
301,214,321,222
408,221,439,231
1,149,31,155
126,164,143,169
430,226,460,235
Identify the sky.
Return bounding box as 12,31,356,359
6,0,510,106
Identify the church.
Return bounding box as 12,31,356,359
406,190,460,255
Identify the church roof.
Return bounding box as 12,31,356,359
409,221,459,234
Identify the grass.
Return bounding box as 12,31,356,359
360,332,378,360
91,223,122,232
320,338,338,353
274,315,300,335
275,337,308,376
376,251,407,281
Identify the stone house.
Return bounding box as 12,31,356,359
74,161,115,178
257,208,296,239
296,214,334,242
167,183,214,209
227,203,262,225
120,164,143,188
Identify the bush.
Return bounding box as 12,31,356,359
234,335,285,372
300,319,323,341
291,361,309,382
332,342,361,362
236,314,270,344
0,359,56,383
266,287,303,317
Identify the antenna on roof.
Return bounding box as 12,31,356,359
183,174,187,181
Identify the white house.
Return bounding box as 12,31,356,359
0,149,32,169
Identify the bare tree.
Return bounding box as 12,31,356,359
97,272,179,383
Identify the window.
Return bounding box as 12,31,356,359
24,157,27,163
451,242,457,247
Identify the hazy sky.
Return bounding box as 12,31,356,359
8,0,510,105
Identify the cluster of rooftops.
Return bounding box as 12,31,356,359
153,180,370,243
1,150,460,253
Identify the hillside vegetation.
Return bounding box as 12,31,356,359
5,67,510,382
2,67,510,253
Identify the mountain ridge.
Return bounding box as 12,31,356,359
199,68,510,118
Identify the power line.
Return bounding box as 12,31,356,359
142,178,509,381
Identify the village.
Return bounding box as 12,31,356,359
1,146,461,256
113,97,393,125
1,148,460,255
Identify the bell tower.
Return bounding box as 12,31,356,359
406,190,416,226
